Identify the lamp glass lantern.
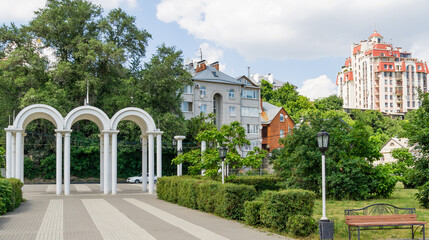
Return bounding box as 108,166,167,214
317,129,330,153
218,146,227,160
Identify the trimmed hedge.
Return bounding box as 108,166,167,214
226,176,282,192
249,189,316,236
287,215,317,237
157,176,257,219
0,178,23,214
244,200,263,226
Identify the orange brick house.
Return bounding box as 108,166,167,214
261,102,294,152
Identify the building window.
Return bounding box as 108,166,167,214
280,129,284,138
385,103,388,107
244,124,259,134
241,89,258,99
241,107,259,117
390,65,393,69
229,106,236,116
385,95,388,99
183,85,193,94
390,95,393,100
212,71,218,77
200,86,206,97
229,89,235,98
280,114,285,122
200,104,207,113
180,102,193,112
390,103,393,107
384,64,388,69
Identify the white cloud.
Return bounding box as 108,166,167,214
0,0,137,23
192,42,226,71
0,0,46,23
156,0,429,60
298,75,336,100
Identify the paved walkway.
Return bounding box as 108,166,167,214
0,184,290,240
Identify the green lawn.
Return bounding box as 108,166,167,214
304,183,428,240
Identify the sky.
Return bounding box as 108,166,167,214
2,0,429,100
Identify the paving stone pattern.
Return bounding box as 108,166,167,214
0,184,289,240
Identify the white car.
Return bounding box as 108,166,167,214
127,173,157,183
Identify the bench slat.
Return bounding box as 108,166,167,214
346,214,417,222
347,221,427,227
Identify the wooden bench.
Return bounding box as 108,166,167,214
345,203,426,240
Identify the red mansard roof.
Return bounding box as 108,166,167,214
370,30,382,38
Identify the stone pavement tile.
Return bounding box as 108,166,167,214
107,197,198,240
0,198,48,240
35,199,63,240
139,195,289,240
23,184,51,193
82,199,156,240
64,198,103,240
125,198,228,240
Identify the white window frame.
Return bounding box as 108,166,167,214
241,107,259,117
280,114,285,122
229,106,236,116
200,104,207,113
229,89,235,98
200,86,206,97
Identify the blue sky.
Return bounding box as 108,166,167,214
2,0,429,100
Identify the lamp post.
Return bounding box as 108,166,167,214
218,146,227,184
317,129,334,239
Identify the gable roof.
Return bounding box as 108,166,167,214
193,66,244,86
380,137,416,152
261,102,282,124
236,75,259,88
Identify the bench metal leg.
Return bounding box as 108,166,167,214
348,226,351,240
412,225,414,239
357,226,360,240
423,224,425,240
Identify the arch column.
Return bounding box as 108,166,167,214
174,136,186,176
147,133,155,194
102,131,110,194
5,128,12,178
141,134,148,192
64,131,72,195
20,133,26,183
156,131,163,178
11,131,16,178
55,130,65,195
111,131,119,195
15,130,23,182
99,134,104,191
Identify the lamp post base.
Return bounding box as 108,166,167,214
319,219,334,240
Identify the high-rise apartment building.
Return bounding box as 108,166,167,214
337,31,429,116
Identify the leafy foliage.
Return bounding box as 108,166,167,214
173,121,267,179
416,182,429,209
287,215,317,237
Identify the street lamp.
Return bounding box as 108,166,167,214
317,129,334,239
218,146,227,184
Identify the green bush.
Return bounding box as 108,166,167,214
177,178,200,209
157,176,257,220
287,215,317,237
0,178,23,214
24,157,40,180
260,189,316,232
244,200,263,226
416,182,429,208
214,183,257,219
197,181,220,213
226,176,282,192
371,164,398,198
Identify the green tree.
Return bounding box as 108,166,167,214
313,95,343,111
260,79,274,101
173,121,267,179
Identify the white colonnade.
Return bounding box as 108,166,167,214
4,104,162,195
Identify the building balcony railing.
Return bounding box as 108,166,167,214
395,90,403,95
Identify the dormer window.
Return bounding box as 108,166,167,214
212,71,218,77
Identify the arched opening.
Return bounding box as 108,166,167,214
213,93,223,129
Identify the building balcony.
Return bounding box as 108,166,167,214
395,90,403,95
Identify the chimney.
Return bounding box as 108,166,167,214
210,61,220,71
196,60,207,73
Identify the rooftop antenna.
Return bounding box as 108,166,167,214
85,79,89,105
248,66,250,78
199,48,203,61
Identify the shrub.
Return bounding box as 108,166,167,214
214,183,257,219
370,164,397,198
416,182,429,208
197,181,220,213
287,215,317,237
244,200,263,226
226,176,282,192
0,178,23,214
157,176,257,220
260,189,316,232
24,157,40,180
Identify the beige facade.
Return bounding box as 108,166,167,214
373,137,417,166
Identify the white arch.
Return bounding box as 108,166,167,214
64,105,110,131
13,104,64,130
110,107,156,132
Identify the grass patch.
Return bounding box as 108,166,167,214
304,183,429,239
